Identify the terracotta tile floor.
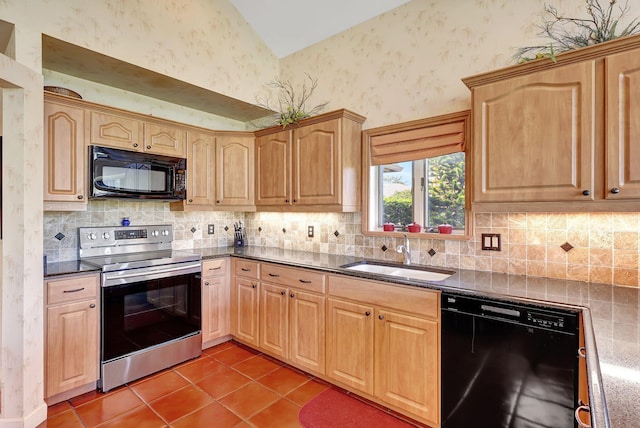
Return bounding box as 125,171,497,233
39,341,419,428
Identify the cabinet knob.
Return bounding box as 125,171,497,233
280,290,286,296
90,303,96,308
146,145,152,149
293,199,298,203
582,189,590,196
365,311,371,316
378,314,385,320
252,284,257,289
285,199,289,203
290,293,295,298
610,187,620,194
204,281,210,286
133,143,139,148
77,195,84,200
188,199,193,203
216,200,220,204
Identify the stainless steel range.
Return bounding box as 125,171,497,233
79,224,202,392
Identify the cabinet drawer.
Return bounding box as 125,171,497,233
234,259,260,279
261,263,325,294
202,258,227,277
46,274,99,305
328,274,439,319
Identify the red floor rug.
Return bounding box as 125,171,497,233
298,388,416,428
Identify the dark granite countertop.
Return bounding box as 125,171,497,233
46,246,640,427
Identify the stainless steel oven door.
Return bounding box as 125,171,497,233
100,261,201,391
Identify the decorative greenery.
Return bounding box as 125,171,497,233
514,0,640,63
255,74,328,128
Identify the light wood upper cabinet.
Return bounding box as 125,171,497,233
89,109,141,152
606,46,640,199
185,131,216,206
142,121,186,157
255,130,290,205
216,134,254,207
44,95,87,210
469,61,596,203
201,258,230,345
45,274,99,400
464,34,640,211
254,109,365,212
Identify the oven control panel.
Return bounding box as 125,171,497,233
79,224,173,250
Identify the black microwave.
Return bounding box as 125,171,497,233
90,145,187,200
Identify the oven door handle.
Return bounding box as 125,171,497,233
102,262,201,287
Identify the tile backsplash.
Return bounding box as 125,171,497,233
44,202,640,288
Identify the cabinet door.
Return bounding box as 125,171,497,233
216,135,254,207
44,101,87,205
46,299,98,397
374,308,439,426
233,278,259,346
293,119,341,205
326,298,374,394
143,122,186,157
255,130,291,206
89,109,141,151
472,61,595,203
186,131,216,205
606,48,640,199
259,282,288,359
202,274,230,343
289,289,325,375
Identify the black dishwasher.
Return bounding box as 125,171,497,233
441,293,580,428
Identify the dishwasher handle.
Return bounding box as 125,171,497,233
480,304,521,318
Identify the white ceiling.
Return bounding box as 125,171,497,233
229,0,411,58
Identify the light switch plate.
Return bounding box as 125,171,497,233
481,233,501,251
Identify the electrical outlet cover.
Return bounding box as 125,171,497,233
207,224,215,235
308,225,314,238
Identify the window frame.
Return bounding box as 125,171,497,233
361,110,473,240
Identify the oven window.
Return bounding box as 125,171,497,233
102,164,167,192
102,272,201,362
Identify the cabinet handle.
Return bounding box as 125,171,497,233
204,282,210,286
582,189,590,196
133,143,139,148
290,293,295,298
610,187,620,194
77,195,84,200
299,279,312,284
574,404,591,428
63,287,85,293
365,311,371,316
90,303,96,308
241,268,251,272
252,284,257,289
577,347,586,358
209,266,222,271
378,314,385,320
146,145,152,149
269,273,280,277
280,290,286,296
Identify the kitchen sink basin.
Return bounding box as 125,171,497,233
340,261,453,282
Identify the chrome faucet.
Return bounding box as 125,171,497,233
396,233,411,265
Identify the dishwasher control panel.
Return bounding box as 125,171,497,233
527,311,566,329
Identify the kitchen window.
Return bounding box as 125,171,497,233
362,111,471,238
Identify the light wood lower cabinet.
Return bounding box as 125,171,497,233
201,258,230,345
45,274,100,401
327,274,441,427
230,260,260,347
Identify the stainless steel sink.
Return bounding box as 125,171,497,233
340,261,454,282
